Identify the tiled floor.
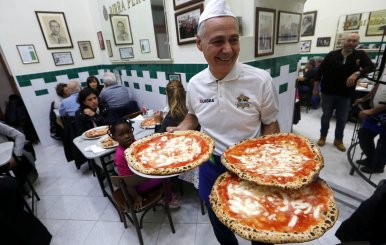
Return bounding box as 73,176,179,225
30,107,384,245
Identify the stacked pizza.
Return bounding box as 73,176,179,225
125,130,215,175
210,133,338,244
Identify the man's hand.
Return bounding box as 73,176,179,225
354,97,365,105
346,73,359,87
83,108,95,117
358,109,373,119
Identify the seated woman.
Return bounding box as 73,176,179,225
297,59,317,93
110,119,180,209
75,88,119,136
154,80,200,189
86,76,104,96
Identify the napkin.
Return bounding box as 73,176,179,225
131,114,144,121
84,145,105,153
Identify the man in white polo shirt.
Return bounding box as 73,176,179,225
167,0,279,244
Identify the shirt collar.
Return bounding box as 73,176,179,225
205,62,241,83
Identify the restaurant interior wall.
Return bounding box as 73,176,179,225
0,0,305,146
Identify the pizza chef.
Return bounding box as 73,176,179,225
166,0,280,244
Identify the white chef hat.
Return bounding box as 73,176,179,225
198,0,236,25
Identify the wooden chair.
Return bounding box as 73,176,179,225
111,175,175,245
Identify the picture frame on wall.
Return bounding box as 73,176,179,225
140,39,151,53
119,47,134,59
277,11,302,44
106,40,113,57
300,11,317,37
97,31,105,50
255,7,276,57
35,11,73,49
110,15,133,45
300,40,312,53
168,74,181,82
316,37,331,47
175,4,203,45
52,52,73,66
366,9,386,36
344,13,362,31
78,41,94,59
16,44,39,64
173,0,202,10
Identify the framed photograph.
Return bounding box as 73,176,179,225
106,40,113,57
344,13,362,31
140,39,150,53
119,47,134,59
277,11,301,44
173,0,202,10
300,11,317,37
97,31,105,50
300,40,312,53
168,74,181,81
35,11,73,49
78,41,94,59
175,4,203,45
16,45,39,64
366,9,386,36
110,15,133,45
255,7,276,57
52,52,73,66
316,37,331,47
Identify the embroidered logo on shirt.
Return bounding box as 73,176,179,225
235,95,251,109
200,98,215,103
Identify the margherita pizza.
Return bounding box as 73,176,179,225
84,126,109,138
125,130,214,175
222,133,323,189
210,172,338,244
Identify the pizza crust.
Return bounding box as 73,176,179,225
210,172,338,244
221,133,324,189
125,130,215,175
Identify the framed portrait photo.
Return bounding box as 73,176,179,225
300,11,317,37
110,15,133,45
168,74,181,82
78,41,94,59
366,9,386,36
16,44,39,64
255,7,276,57
119,47,134,59
106,40,113,57
35,11,73,49
277,11,302,44
344,13,362,31
52,52,73,66
316,37,331,47
97,31,105,50
140,39,151,53
173,0,202,10
300,40,312,53
175,4,203,45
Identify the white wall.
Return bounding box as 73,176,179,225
302,0,386,53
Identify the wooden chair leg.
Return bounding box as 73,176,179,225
200,198,206,215
130,209,144,245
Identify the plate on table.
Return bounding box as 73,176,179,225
82,126,109,140
140,116,159,129
97,135,118,149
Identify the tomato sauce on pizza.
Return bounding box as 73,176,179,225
222,133,323,189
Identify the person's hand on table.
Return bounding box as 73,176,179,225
346,73,358,87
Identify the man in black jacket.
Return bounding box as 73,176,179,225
314,33,375,152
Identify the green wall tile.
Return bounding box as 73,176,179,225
35,89,48,96
68,72,79,79
124,81,129,87
45,76,57,83
134,82,140,89
137,70,143,77
18,79,32,87
159,86,166,95
145,84,152,92
279,83,288,94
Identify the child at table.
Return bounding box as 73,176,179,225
109,119,180,209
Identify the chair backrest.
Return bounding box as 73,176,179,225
111,175,148,188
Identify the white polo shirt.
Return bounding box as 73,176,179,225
187,62,279,155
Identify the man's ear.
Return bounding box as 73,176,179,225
196,36,202,51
